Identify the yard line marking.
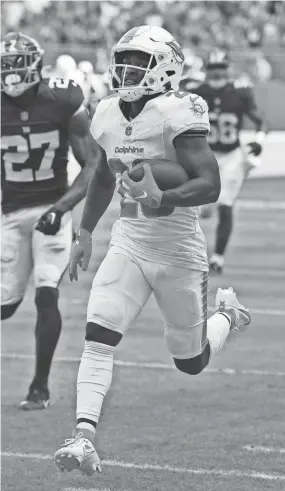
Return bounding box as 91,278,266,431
224,267,285,278
63,488,112,491
1,451,285,482
2,353,285,377
236,200,285,210
244,445,285,455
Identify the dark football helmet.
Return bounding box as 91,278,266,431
1,32,44,97
205,50,230,89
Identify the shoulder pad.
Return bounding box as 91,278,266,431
90,95,119,143
159,91,210,142
161,90,208,114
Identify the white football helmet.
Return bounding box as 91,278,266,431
108,25,185,102
55,54,77,78
78,60,94,75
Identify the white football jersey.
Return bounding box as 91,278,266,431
90,90,210,271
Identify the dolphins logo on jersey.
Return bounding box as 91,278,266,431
189,95,207,118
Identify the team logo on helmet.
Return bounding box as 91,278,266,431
166,40,185,65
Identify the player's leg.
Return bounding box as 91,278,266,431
210,149,245,273
154,267,250,375
1,210,33,320
19,208,73,410
54,247,152,474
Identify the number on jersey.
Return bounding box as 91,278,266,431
48,77,77,89
208,112,238,146
2,130,59,182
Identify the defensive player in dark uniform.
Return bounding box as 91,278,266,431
193,51,267,273
1,32,98,409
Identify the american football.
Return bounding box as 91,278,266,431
128,159,189,190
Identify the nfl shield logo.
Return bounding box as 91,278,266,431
20,111,29,121
125,126,132,136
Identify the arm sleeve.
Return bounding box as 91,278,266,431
239,86,257,113
167,93,210,143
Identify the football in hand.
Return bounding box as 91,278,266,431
128,159,189,190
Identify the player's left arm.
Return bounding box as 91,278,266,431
119,132,220,209
161,132,221,207
36,107,97,235
242,87,268,156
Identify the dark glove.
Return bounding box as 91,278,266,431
247,141,263,156
35,207,63,235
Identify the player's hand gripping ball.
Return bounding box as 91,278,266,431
118,163,163,208
35,207,63,235
69,228,92,281
118,159,188,217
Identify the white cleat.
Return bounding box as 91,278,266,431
215,287,251,331
54,432,101,475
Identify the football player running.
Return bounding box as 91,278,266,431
1,33,97,410
193,50,268,273
54,26,251,475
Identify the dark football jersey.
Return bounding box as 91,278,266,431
192,81,256,152
1,77,84,213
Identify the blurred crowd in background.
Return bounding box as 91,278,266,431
2,0,285,84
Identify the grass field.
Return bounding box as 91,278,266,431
2,177,285,491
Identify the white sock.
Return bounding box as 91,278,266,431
207,312,231,357
77,341,114,427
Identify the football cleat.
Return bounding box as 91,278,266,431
54,432,101,475
209,253,224,274
215,287,251,331
19,387,50,411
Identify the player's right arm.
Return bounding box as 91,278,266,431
79,143,116,233
237,83,268,156
69,143,116,281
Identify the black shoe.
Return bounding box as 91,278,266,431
19,387,50,411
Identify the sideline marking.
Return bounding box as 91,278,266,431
1,451,285,482
2,353,285,377
244,445,285,455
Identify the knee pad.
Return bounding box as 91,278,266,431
35,286,59,309
1,299,23,320
174,342,210,375
86,322,122,347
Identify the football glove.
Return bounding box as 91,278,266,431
35,207,63,235
247,141,263,156
118,163,163,209
69,228,92,282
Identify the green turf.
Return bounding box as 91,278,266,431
2,177,285,491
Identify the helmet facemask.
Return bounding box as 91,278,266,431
1,50,43,97
109,47,178,102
